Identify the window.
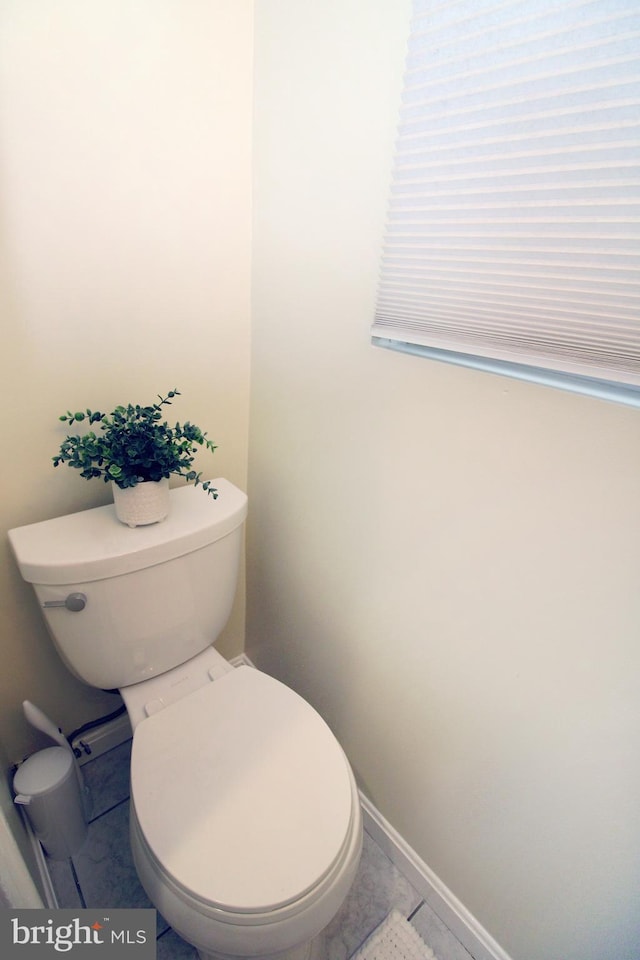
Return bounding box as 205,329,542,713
372,0,640,405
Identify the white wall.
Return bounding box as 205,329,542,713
248,3,640,960
2,2,639,954
0,737,44,908
0,0,252,761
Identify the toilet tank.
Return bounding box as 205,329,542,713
8,479,247,690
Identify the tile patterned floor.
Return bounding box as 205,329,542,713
46,741,473,960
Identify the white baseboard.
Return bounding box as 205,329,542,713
71,655,250,764
229,653,254,668
359,793,513,960
238,653,511,960
72,713,132,765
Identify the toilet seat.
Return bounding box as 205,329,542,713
130,667,355,917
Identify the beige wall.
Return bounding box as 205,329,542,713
248,3,640,960
0,0,252,761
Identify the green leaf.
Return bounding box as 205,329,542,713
53,389,216,492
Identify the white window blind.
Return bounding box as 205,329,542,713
372,0,640,402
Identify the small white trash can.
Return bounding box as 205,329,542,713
13,746,88,860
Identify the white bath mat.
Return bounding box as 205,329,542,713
350,909,437,960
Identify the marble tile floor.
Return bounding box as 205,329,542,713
47,741,473,960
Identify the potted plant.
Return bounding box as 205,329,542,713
53,389,217,526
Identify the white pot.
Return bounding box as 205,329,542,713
111,478,170,527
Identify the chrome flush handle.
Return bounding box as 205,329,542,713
42,592,87,612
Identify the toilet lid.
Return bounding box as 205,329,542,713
131,667,354,914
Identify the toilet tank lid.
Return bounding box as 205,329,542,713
8,479,247,585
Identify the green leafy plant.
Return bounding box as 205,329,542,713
53,389,217,496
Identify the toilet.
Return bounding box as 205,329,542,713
9,479,362,960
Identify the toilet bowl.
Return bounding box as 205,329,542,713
120,648,362,959
8,480,362,959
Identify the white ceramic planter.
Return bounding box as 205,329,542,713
111,479,170,527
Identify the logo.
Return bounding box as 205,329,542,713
0,910,156,957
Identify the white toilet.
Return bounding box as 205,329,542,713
9,479,362,960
